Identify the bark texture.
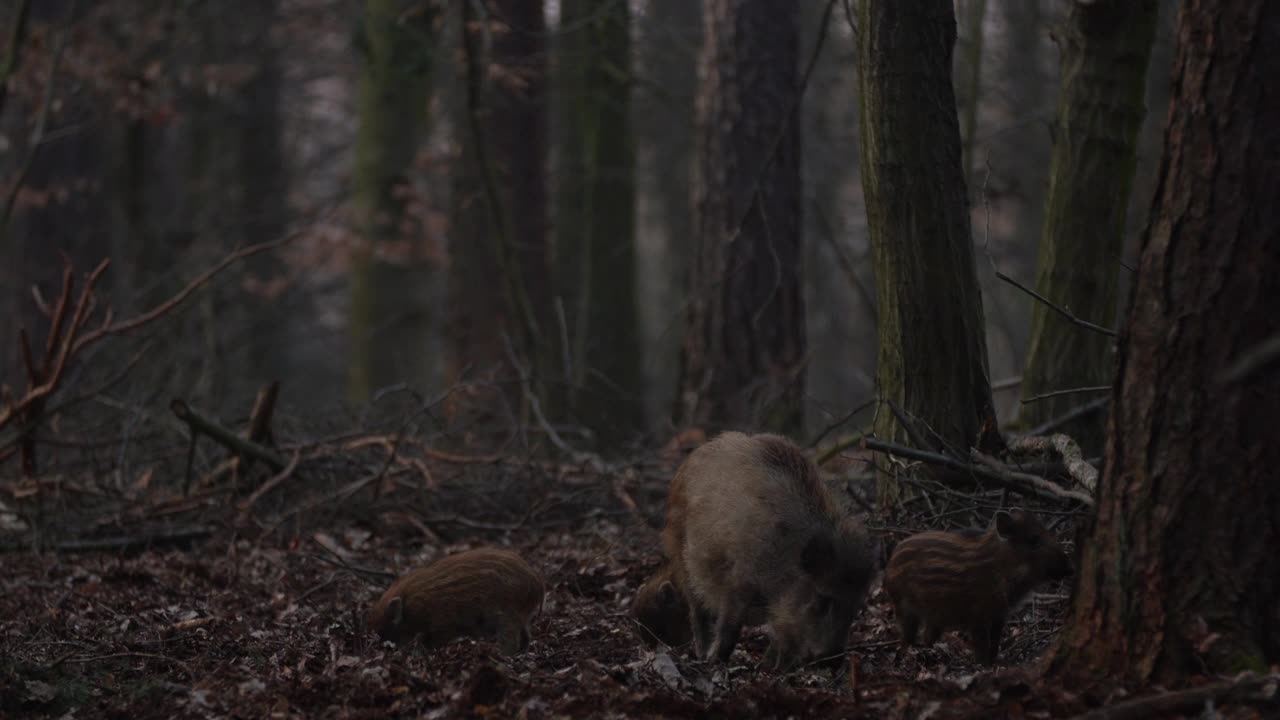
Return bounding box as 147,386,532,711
1048,0,1280,686
677,0,805,435
1019,0,1158,453
855,0,999,500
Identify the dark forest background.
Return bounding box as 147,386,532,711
0,0,1175,453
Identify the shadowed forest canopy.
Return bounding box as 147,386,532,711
1,1,1276,718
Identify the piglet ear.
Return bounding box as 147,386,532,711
993,510,1017,540
388,596,405,627
801,533,835,577
657,580,677,603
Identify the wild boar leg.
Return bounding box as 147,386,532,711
897,612,920,646
495,616,526,655
969,620,1000,665
985,618,1004,664
763,634,794,671
920,624,942,646
707,596,749,662
688,601,715,659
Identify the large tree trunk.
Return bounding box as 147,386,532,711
347,0,438,404
554,0,643,446
676,0,805,436
855,0,1000,502
1047,0,1280,686
1018,0,1158,454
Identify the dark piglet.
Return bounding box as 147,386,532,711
883,508,1073,665
631,563,692,648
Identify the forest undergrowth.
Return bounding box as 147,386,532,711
0,386,1107,720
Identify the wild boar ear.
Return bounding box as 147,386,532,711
388,596,405,627
801,533,835,577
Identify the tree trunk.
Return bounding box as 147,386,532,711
676,0,805,436
1018,0,1158,454
856,0,1000,503
1047,0,1280,686
446,0,548,430
237,0,289,385
347,0,438,404
636,0,701,430
554,0,643,445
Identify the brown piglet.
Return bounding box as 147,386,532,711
883,508,1073,665
367,547,544,655
667,431,877,669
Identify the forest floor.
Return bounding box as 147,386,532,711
0,430,1264,719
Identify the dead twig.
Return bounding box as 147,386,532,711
816,431,868,466
0,240,294,472
171,399,289,471
306,551,395,584
1021,385,1111,404
1020,396,1110,438
978,162,1117,338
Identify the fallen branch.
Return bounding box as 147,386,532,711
245,381,280,449
237,449,301,514
860,437,1094,507
1008,433,1098,492
170,399,288,471
1068,673,1279,720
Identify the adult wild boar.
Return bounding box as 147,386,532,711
666,431,876,669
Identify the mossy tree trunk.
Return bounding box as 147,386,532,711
955,0,986,182
855,0,1000,504
676,0,805,437
1018,0,1158,454
1047,0,1280,686
348,0,439,404
554,0,643,446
